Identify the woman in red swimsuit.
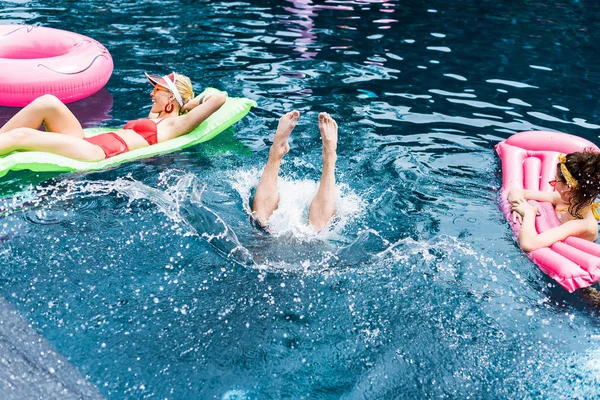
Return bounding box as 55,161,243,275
0,72,226,160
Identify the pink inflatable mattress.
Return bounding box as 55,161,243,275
495,130,600,292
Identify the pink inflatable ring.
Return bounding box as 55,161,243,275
0,25,113,107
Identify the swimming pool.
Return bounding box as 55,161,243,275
1,0,600,398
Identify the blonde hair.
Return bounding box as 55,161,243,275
173,73,194,106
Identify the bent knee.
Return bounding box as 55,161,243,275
33,94,63,109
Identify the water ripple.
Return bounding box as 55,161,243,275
2,0,600,397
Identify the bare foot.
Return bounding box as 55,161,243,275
270,110,299,159
318,112,338,154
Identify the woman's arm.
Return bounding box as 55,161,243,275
158,93,227,142
508,188,558,204
179,93,213,114
512,199,592,251
508,189,560,224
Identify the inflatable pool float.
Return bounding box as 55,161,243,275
0,25,113,107
495,130,600,292
0,88,256,179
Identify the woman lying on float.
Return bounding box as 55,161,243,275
0,72,225,161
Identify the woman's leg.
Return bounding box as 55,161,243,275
308,112,338,231
0,128,104,161
0,95,84,137
251,110,300,225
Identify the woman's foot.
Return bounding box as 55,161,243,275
318,112,338,156
308,112,338,231
269,110,299,159
252,110,300,225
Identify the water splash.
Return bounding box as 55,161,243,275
229,167,364,239
0,171,255,267
175,175,255,266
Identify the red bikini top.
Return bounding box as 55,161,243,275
123,119,162,145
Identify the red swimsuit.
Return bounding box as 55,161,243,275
123,119,159,145
84,119,162,159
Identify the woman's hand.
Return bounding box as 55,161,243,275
180,94,213,113
179,97,199,113
511,198,539,223
507,189,525,205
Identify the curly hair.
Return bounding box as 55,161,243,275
559,149,600,218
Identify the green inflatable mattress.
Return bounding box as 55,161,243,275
0,88,256,179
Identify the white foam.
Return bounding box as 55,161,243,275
229,167,364,240
222,389,249,400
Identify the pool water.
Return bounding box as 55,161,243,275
1,0,600,398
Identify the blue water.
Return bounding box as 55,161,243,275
1,0,600,398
